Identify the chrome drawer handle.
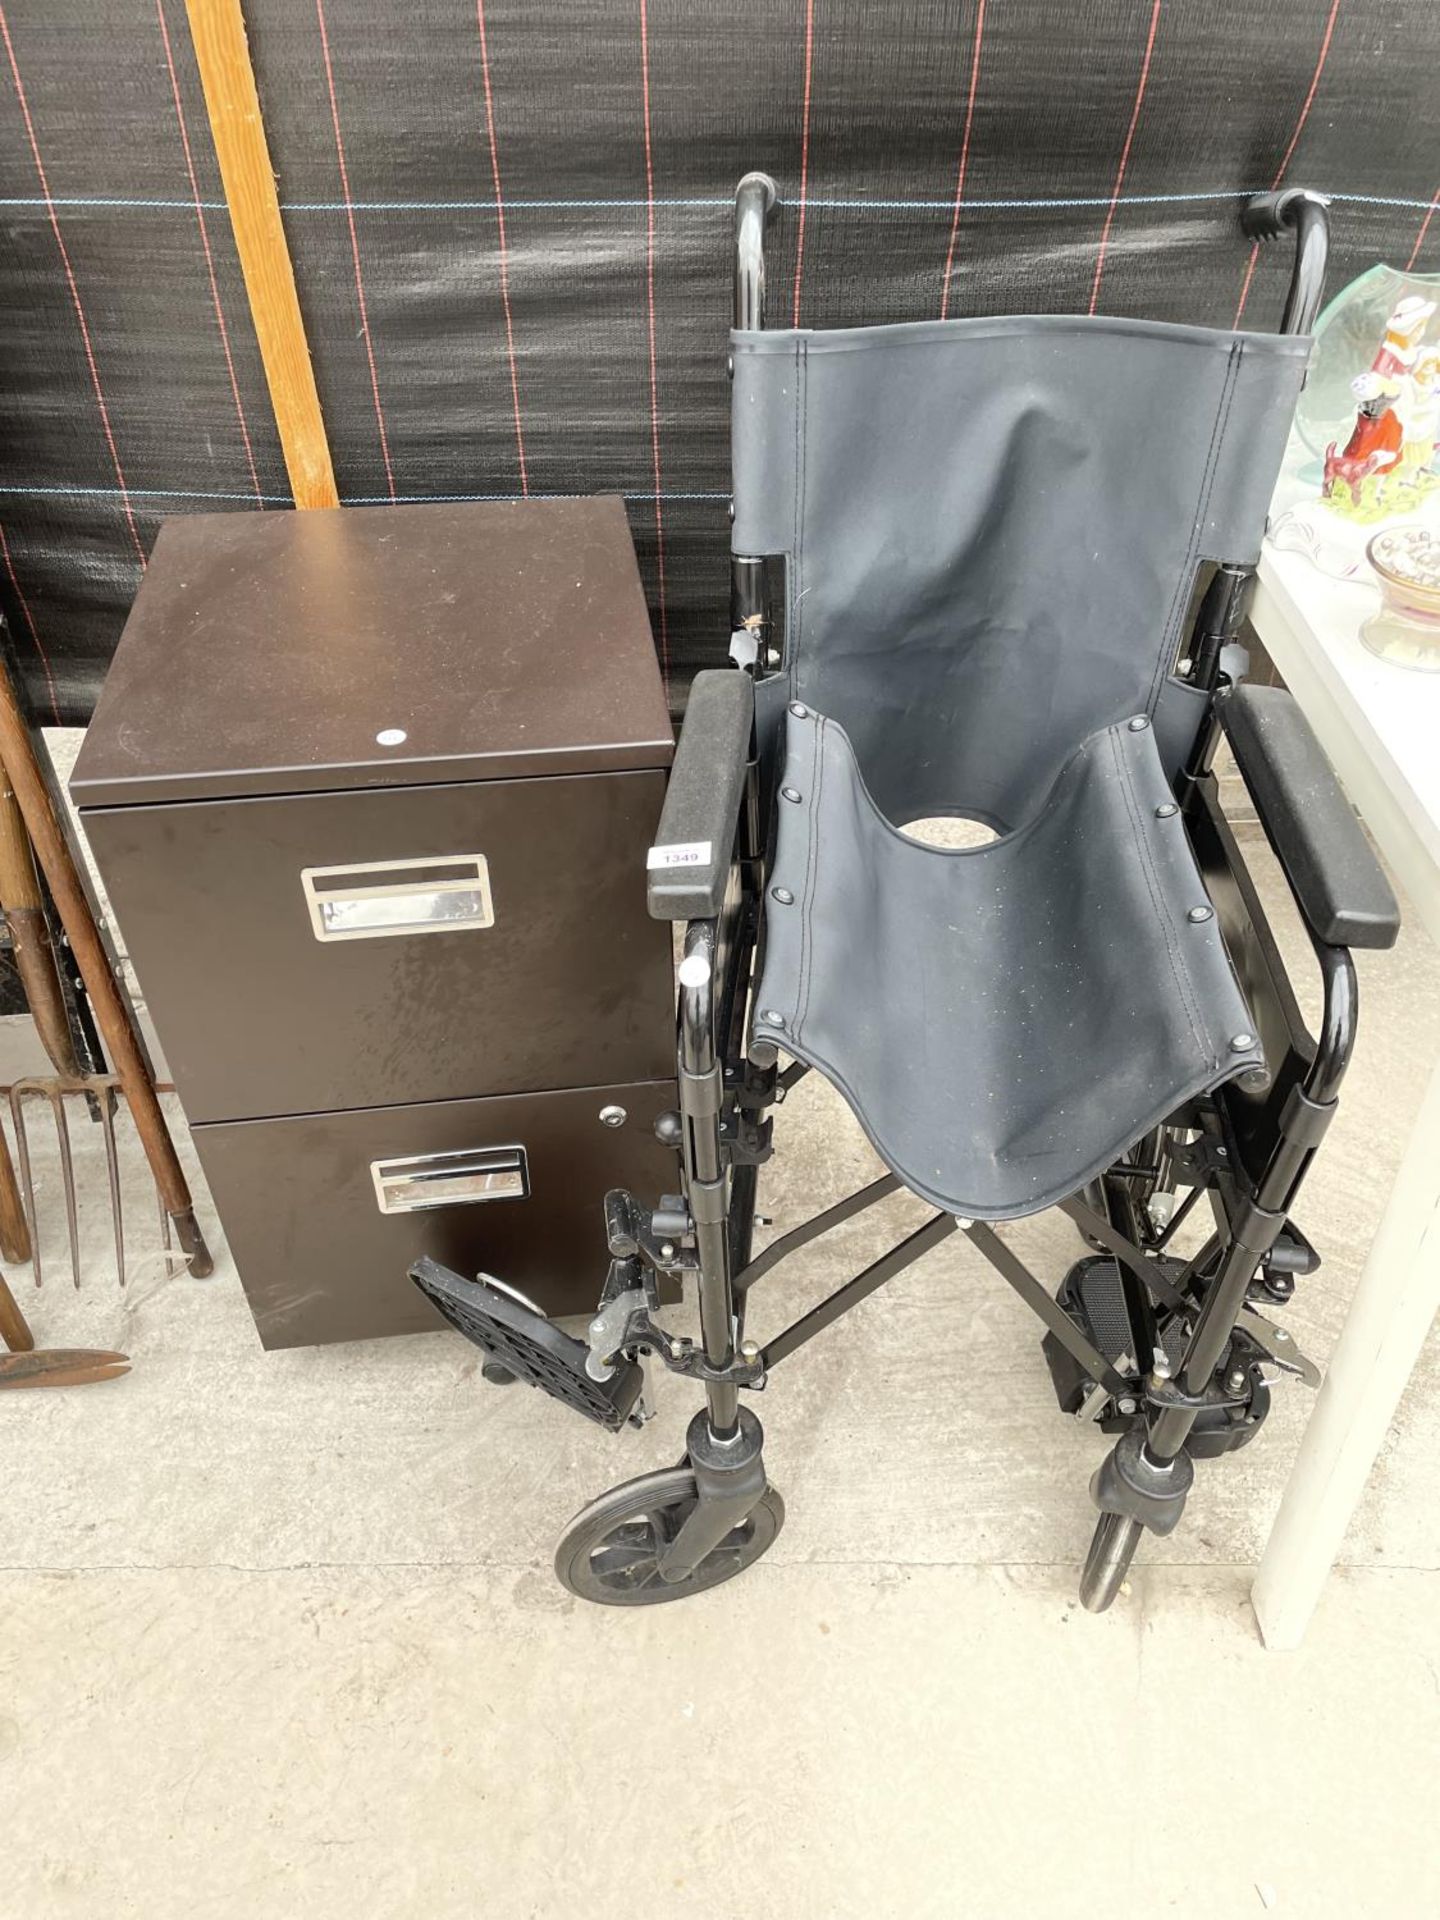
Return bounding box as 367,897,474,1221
301,854,494,942
371,1145,529,1215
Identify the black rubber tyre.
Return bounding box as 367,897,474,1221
554,1466,785,1606
1079,1511,1145,1612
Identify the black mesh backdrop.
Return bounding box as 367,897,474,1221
0,0,1435,722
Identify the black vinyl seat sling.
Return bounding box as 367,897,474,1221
413,178,1400,1610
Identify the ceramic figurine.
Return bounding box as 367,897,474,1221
1393,347,1440,489
1323,294,1436,513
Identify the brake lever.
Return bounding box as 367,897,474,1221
1234,1308,1321,1389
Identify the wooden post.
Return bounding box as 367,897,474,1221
184,0,339,509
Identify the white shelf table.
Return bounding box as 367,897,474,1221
1246,536,1440,1648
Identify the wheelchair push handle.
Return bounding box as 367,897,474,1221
734,172,779,331
1241,187,1330,335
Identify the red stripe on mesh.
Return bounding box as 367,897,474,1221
1407,191,1440,271
939,0,987,322
1088,0,1162,318
639,0,669,681
155,0,265,507
314,0,396,499
0,523,60,724
0,6,146,569
791,0,816,326
475,1,529,496
1233,0,1342,327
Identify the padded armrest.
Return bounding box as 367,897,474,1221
646,669,754,920
1220,683,1400,951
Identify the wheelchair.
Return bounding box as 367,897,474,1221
412,177,1400,1611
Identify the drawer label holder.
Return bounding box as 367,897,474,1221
301,854,494,942
371,1145,530,1215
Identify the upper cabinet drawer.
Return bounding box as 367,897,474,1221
81,769,675,1123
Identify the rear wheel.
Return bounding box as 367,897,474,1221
554,1466,784,1606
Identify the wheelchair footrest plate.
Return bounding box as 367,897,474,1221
410,1256,643,1432
1044,1254,1277,1457
1045,1257,1143,1415
1048,1256,1187,1394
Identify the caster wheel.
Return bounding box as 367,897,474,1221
554,1466,785,1606
1078,1511,1145,1613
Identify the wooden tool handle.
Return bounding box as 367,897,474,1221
0,761,80,1078
0,661,213,1277
0,1270,34,1352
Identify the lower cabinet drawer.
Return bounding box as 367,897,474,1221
192,1079,677,1349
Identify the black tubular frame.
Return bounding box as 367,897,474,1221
661,173,1353,1507
730,171,780,671
734,1171,901,1296
1240,187,1331,335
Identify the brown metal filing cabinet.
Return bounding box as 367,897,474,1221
71,497,678,1348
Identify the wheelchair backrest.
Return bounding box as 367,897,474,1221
731,316,1308,832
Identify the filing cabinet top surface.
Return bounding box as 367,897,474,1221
72,497,674,807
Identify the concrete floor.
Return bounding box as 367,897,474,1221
2,779,1439,1916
